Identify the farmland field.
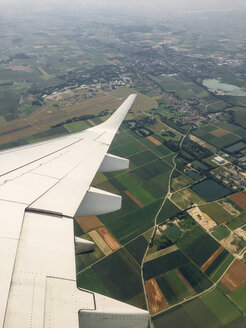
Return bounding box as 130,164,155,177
171,188,206,209
77,268,111,297
143,250,189,280
100,199,162,244
124,235,149,265
201,288,241,325
171,174,194,191
226,212,246,230
229,284,246,314
193,125,242,149
157,199,181,223
212,225,230,240
177,225,220,267
192,179,231,202
179,263,212,293
92,248,145,307
229,192,246,211
185,169,203,181
209,254,234,283
200,202,232,224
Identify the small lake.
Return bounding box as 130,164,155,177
203,79,246,97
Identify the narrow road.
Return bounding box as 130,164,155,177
140,127,191,324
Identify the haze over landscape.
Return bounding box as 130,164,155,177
0,0,246,327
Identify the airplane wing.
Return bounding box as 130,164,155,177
0,94,149,328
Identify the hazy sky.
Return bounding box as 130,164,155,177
1,0,246,13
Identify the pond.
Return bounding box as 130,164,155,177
203,79,246,97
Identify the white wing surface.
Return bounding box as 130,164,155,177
0,94,149,328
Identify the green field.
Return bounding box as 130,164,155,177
157,199,181,223
165,270,191,299
177,225,220,267
179,263,212,293
92,248,146,307
164,224,181,242
171,188,206,209
171,173,194,192
185,169,203,181
124,235,148,265
212,225,231,240
192,179,231,202
77,268,111,297
143,250,189,280
156,274,178,305
64,120,91,132
229,285,246,314
205,250,229,277
200,202,232,224
226,212,246,230
209,254,234,283
76,234,105,272
201,288,241,325
193,124,242,149
100,199,162,244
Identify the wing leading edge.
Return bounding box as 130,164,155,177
0,94,150,328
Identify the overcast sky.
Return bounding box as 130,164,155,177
1,0,246,13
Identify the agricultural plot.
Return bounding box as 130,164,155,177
201,288,241,325
124,235,149,265
221,260,246,292
153,297,222,328
76,216,104,233
100,199,162,244
229,284,246,314
145,279,169,314
143,250,189,280
171,173,194,192
171,188,206,209
226,212,246,230
64,120,91,132
157,199,181,224
77,268,111,297
225,141,246,153
209,254,234,283
192,179,231,202
177,225,220,268
92,248,145,307
129,149,158,168
165,269,194,300
179,263,212,293
110,139,146,158
212,225,230,240
193,124,242,149
229,192,246,211
215,120,246,138
199,202,233,224
185,169,203,181
163,225,181,243
76,235,105,272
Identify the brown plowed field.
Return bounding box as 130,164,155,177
200,246,224,272
76,216,104,233
96,226,121,251
221,260,246,291
229,192,246,211
210,128,229,137
124,190,144,208
147,136,162,146
145,279,169,315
